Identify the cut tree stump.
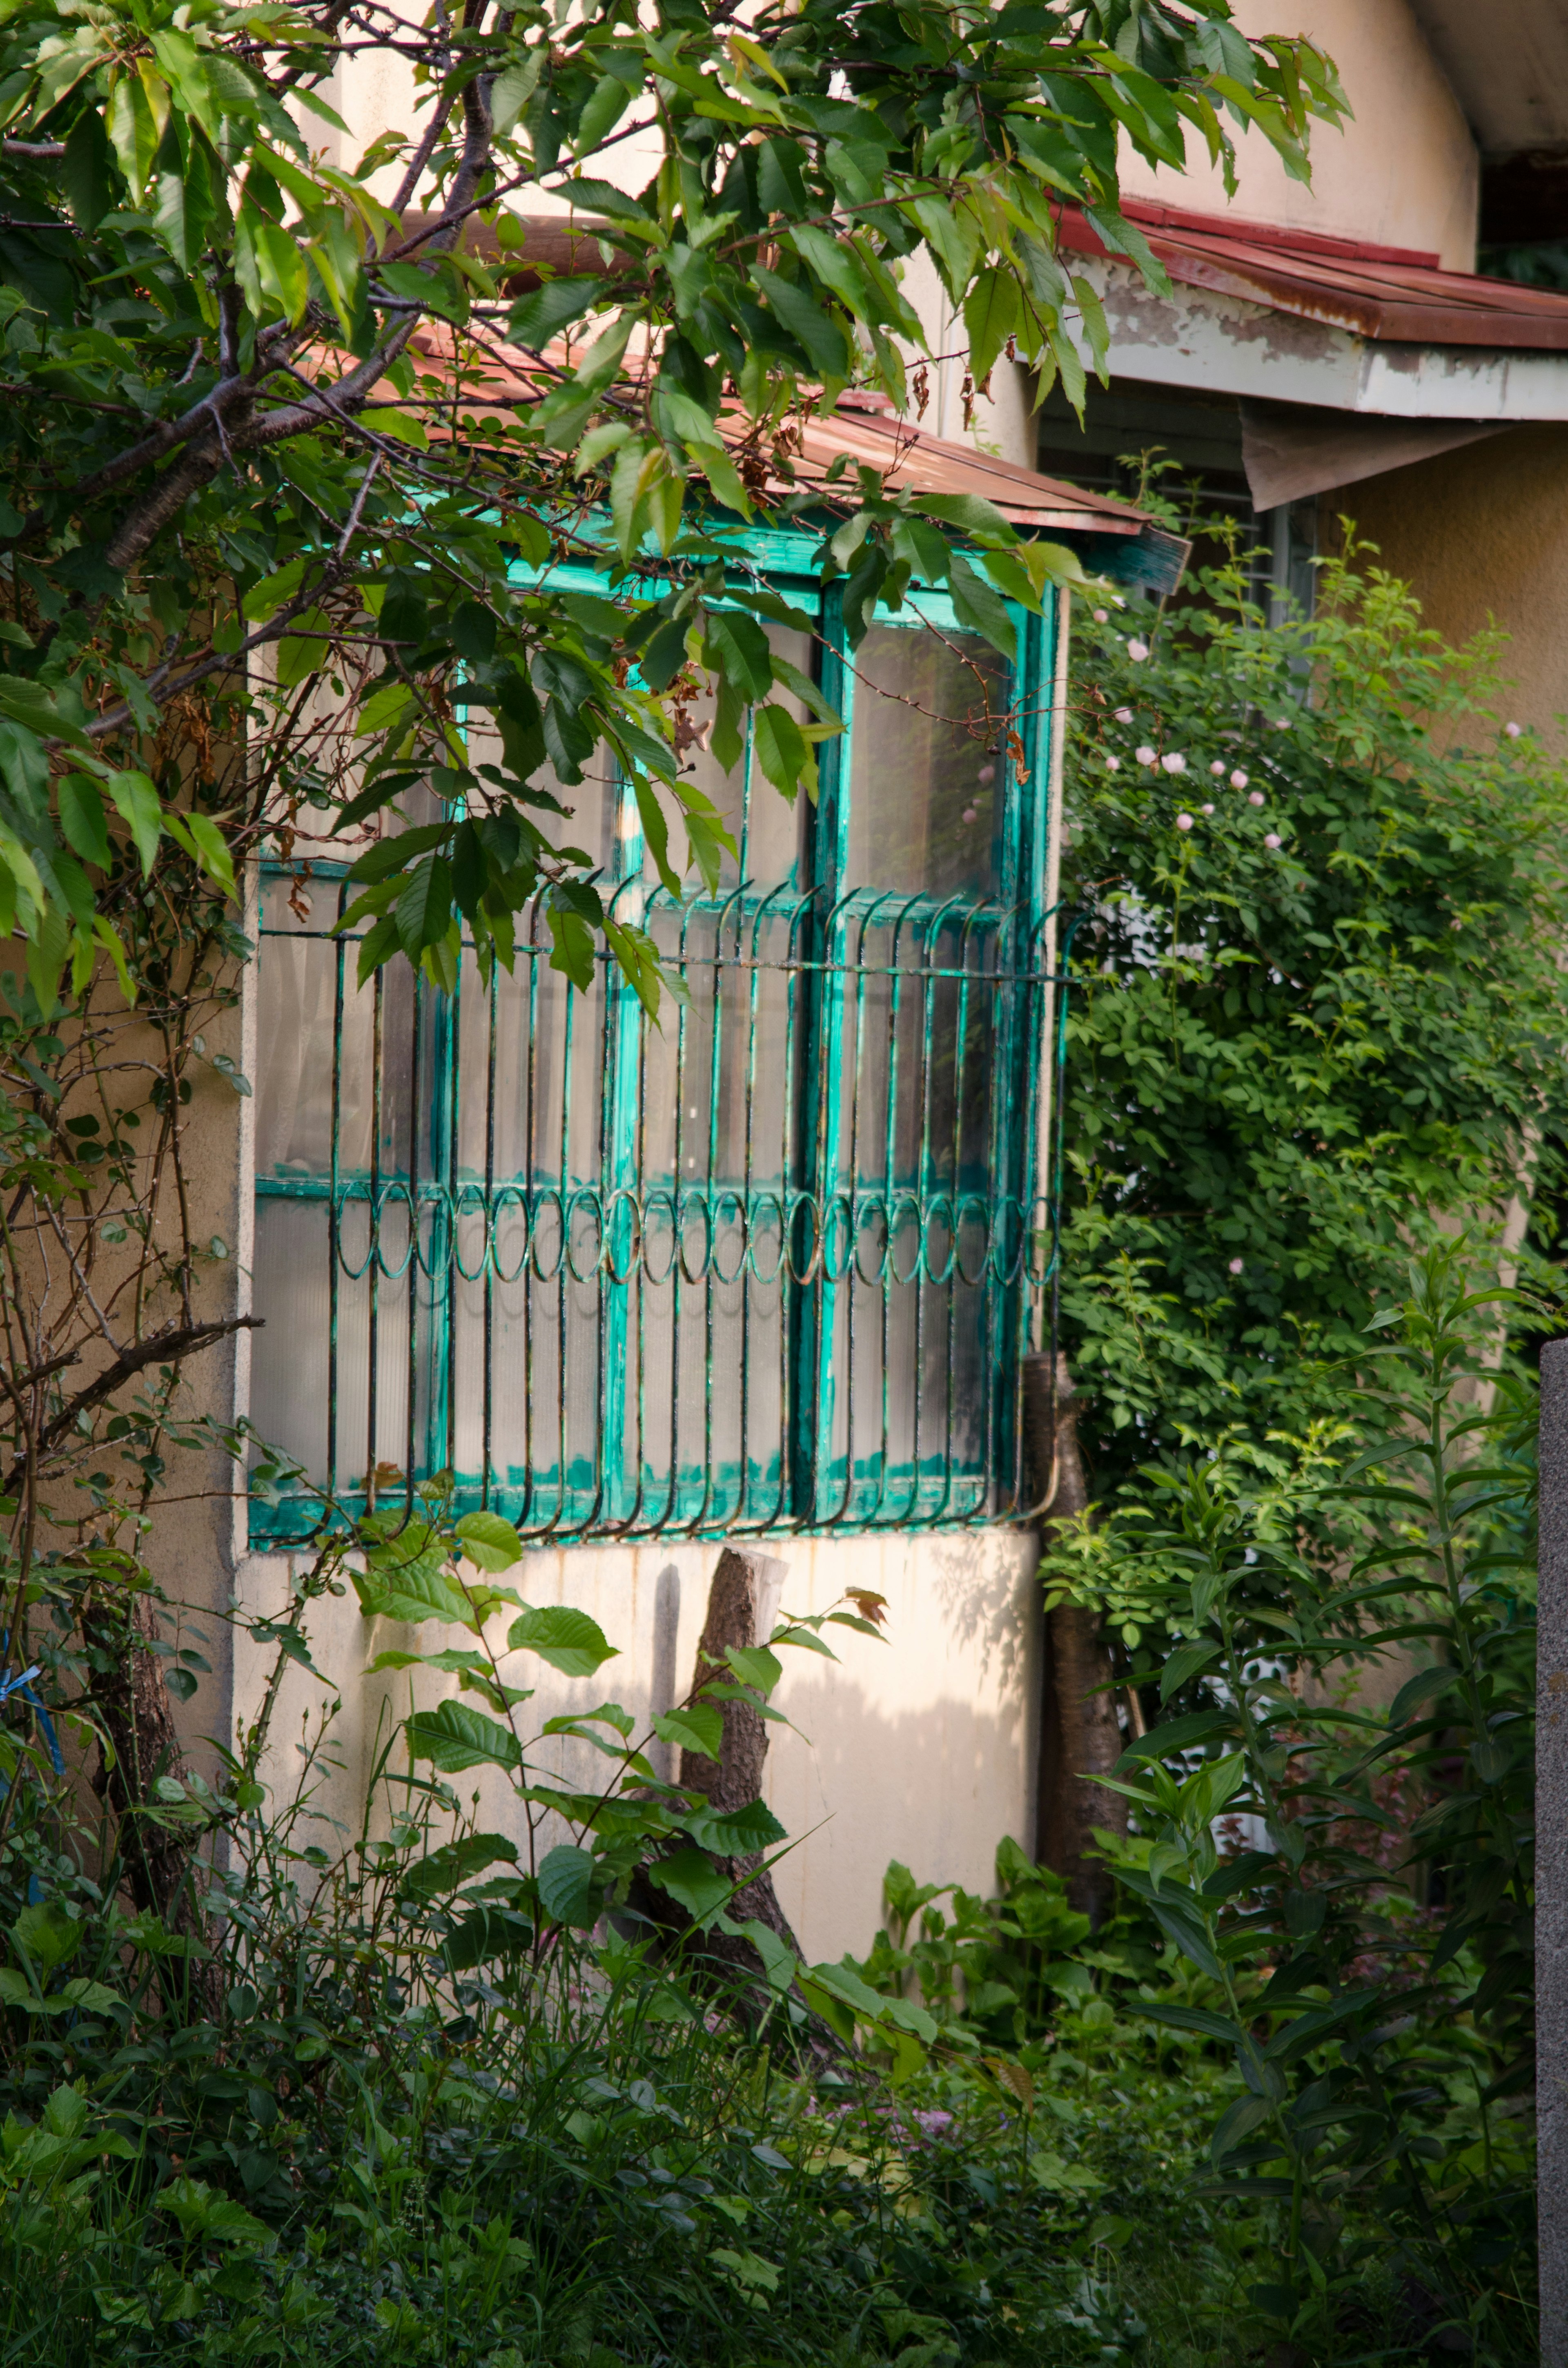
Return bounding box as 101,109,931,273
1025,1352,1129,1929
629,1545,815,2013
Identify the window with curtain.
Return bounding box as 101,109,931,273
248,555,1059,1545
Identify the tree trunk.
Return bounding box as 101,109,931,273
89,1591,222,2013
675,1547,804,1957
1026,1353,1128,1928
628,1547,829,2036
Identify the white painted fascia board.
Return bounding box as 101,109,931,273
1077,254,1568,425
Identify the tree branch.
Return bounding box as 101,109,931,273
5,1314,263,1493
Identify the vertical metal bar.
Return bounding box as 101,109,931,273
405,970,425,1524
327,879,345,1506
520,911,542,1529
481,950,499,1509
366,963,383,1512
1034,586,1070,1353
806,584,852,1524
428,948,457,1487
603,774,645,1530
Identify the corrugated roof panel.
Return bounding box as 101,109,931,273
1062,200,1568,351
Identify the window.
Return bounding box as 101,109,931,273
248,545,1060,1545
1036,376,1318,625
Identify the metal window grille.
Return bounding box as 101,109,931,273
248,561,1065,1545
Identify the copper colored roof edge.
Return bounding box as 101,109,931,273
1062,207,1568,352
390,323,1158,537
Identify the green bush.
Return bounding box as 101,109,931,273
1058,540,1568,1494
851,1242,1540,2364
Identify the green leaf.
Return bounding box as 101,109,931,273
1159,1641,1221,1703
161,2178,270,2245
649,1846,733,1925
1127,1999,1241,2046
359,407,429,451
12,1902,82,1972
683,1797,788,1855
948,555,1016,661
164,811,237,899
751,703,813,802
395,854,454,956
1388,1663,1456,1727
537,1843,597,1926
721,1643,782,1694
915,493,1018,544
1115,1711,1235,1771
242,556,307,623
491,50,543,136
253,219,310,323
1147,1896,1222,1980
1209,2093,1273,2162
64,111,115,232
750,264,849,377
654,1704,725,1761
454,1510,523,1571
58,777,109,869
354,1559,474,1629
506,1604,618,1677
105,771,162,877
963,263,1020,390
355,679,415,738
403,1832,519,1898
577,70,633,148
405,1701,522,1774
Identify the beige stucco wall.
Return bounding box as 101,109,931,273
1119,0,1479,273
230,1527,1040,1967
1326,426,1568,751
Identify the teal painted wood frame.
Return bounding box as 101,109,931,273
247,532,1065,1547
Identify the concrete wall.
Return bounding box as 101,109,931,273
1118,0,1480,273
230,1526,1041,1968
1324,426,1568,751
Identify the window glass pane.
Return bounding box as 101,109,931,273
248,575,1041,1545
846,623,1010,898
463,702,622,877
662,623,813,889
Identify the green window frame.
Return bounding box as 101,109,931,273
247,531,1063,1546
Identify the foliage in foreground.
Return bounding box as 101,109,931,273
0,1568,1278,2368
0,1244,1539,2365
862,1242,1538,2363
0,0,1343,1015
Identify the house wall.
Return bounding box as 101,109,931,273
1117,0,1481,274
1323,426,1568,752
227,1526,1041,1969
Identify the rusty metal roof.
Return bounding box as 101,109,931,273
392,324,1187,587
1061,198,1568,351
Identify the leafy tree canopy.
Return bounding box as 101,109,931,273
0,0,1341,1010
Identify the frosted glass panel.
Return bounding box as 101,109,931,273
847,625,1009,897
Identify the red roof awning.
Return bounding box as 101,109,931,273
1061,197,1568,351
